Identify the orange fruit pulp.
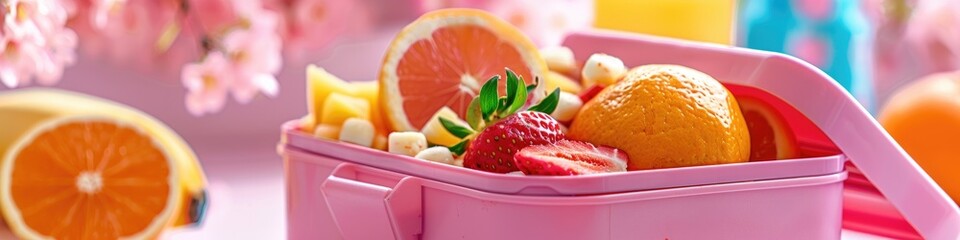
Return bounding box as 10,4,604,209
379,8,548,131
1,119,178,239
737,95,798,161
879,72,960,204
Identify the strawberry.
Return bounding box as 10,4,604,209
578,85,605,103
463,111,563,172
514,140,628,176
440,68,564,173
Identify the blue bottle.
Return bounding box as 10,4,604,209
739,0,875,113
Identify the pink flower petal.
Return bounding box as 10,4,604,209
181,52,233,116
0,67,20,88
252,73,278,97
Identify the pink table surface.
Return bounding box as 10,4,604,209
0,25,889,239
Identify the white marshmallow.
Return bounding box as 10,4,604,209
415,147,456,165
388,132,427,157
550,92,583,122
338,118,375,147
581,53,626,87
540,46,577,74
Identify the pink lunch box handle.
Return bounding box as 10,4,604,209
320,163,424,239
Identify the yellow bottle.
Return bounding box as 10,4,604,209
594,0,737,45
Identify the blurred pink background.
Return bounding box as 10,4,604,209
0,0,921,238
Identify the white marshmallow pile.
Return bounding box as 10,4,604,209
550,92,583,122
415,147,456,165
338,118,375,147
388,132,427,157
540,46,577,74
581,53,626,87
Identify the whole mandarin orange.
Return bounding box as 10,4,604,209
568,65,750,170
879,71,960,204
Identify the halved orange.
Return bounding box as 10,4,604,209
737,96,798,161
0,118,179,239
379,8,548,131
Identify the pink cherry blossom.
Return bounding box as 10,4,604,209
176,0,282,113
181,52,233,116
221,25,282,103
1,0,77,88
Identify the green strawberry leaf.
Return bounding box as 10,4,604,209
504,68,520,111
506,72,527,116
497,97,508,113
480,75,500,120
465,97,482,130
439,117,473,138
448,140,469,156
526,77,540,93
528,88,561,114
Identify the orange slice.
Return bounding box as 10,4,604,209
738,96,798,161
0,118,179,239
379,8,548,131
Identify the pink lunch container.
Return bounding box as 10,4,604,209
279,30,960,240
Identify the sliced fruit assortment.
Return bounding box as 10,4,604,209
303,65,388,150
433,69,626,175
299,8,801,177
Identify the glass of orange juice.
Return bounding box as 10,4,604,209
594,0,738,45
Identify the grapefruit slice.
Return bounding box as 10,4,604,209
1,118,179,239
379,8,548,131
738,96,798,161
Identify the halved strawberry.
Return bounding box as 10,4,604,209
463,111,564,172
578,85,605,103
440,68,565,173
514,140,628,176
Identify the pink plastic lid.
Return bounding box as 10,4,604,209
561,30,960,239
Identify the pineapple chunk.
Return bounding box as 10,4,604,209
540,46,577,74
372,133,388,151
320,93,370,126
298,114,316,133
307,65,356,127
545,71,583,94
352,81,388,134
421,107,470,147
313,124,342,140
